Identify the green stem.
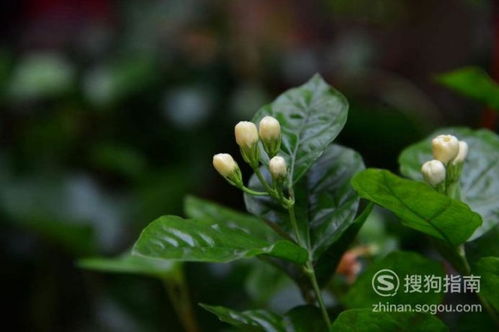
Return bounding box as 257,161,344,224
306,261,331,327
254,167,277,196
287,204,304,246
456,245,499,326
162,267,199,332
240,186,269,196
439,175,498,326
288,204,330,327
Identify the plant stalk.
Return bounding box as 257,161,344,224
240,186,269,196
456,245,499,326
287,203,331,327
162,267,199,332
439,174,499,326
306,261,332,327
254,167,277,195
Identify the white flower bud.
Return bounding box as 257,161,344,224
421,160,446,186
259,116,281,157
269,156,287,179
432,135,459,164
235,121,259,148
259,116,281,141
235,121,260,167
213,153,239,177
452,141,468,165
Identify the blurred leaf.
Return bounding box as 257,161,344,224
252,74,348,184
201,304,327,332
399,128,499,239
356,207,399,257
351,169,482,246
246,145,364,258
473,257,499,312
25,216,96,256
344,251,444,308
467,225,499,263
245,261,292,306
184,196,278,241
456,311,496,332
133,215,308,264
330,309,448,331
315,202,373,287
200,304,284,332
7,53,74,101
89,143,146,178
436,67,499,110
78,252,177,278
282,305,327,332
84,57,157,107
0,175,105,255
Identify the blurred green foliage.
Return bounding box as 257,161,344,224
437,67,499,111
0,0,496,330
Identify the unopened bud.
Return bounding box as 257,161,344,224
235,121,259,148
259,116,281,157
452,141,468,165
432,135,459,164
269,156,287,180
213,153,242,186
421,160,446,186
235,121,260,167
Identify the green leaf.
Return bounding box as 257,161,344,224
78,252,177,278
201,304,328,332
351,169,482,246
252,74,348,184
200,304,284,332
344,251,444,308
282,305,328,332
246,144,364,258
473,257,499,312
399,127,499,239
331,309,448,332
24,217,96,256
467,225,499,263
184,195,278,242
315,202,374,287
245,261,292,306
436,67,499,110
132,215,308,264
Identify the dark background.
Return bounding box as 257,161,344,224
0,0,497,331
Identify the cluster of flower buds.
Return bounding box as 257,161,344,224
421,134,468,192
212,116,288,196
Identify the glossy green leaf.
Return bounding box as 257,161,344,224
245,144,364,258
184,195,278,242
399,127,499,239
282,305,327,332
344,251,444,308
315,202,374,287
252,74,348,184
473,257,499,312
200,304,284,332
133,215,308,264
351,169,482,246
331,309,448,332
436,67,499,110
78,252,177,277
